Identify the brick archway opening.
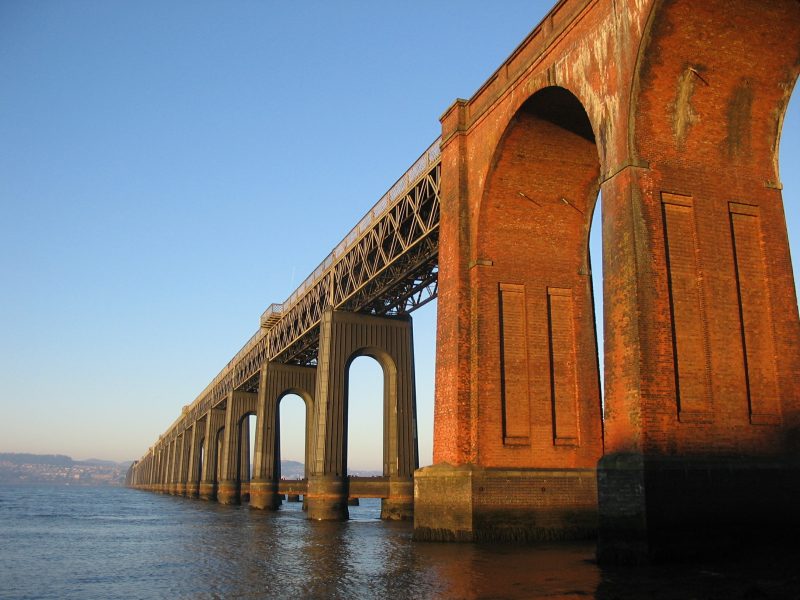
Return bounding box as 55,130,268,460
474,85,604,469
779,86,800,310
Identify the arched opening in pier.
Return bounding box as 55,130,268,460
411,299,437,468
346,355,384,476
588,192,603,410
477,85,604,466
198,437,205,485
214,427,224,485
345,354,386,517
239,413,257,501
278,393,308,480
780,86,800,309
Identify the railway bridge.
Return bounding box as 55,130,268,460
128,0,800,562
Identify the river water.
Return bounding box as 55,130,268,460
1,485,798,599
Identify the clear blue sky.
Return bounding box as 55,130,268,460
1,2,798,467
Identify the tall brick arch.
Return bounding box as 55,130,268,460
603,0,800,458
423,0,800,559
471,86,604,470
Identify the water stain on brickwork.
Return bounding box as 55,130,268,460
673,66,700,151
726,79,754,159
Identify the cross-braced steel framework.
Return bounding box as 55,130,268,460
155,139,441,438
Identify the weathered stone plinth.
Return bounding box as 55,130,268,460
597,454,800,564
198,481,217,501
217,480,240,505
306,475,348,520
413,464,597,542
381,477,414,520
249,479,282,510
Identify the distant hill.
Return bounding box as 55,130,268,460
80,458,132,468
0,453,128,486
280,460,305,479
0,453,74,466
0,453,130,467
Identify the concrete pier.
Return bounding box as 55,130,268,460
305,310,419,521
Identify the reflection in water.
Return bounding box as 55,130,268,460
1,486,798,599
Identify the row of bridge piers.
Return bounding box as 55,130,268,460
129,0,800,563
128,310,417,521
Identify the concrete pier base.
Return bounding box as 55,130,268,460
597,454,800,564
287,494,301,503
381,477,414,520
306,475,348,520
413,464,597,542
217,480,240,505
249,479,282,510
175,483,186,497
186,482,199,499
198,481,217,501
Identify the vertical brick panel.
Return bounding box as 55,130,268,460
548,287,579,445
729,203,781,425
662,193,712,422
499,283,530,444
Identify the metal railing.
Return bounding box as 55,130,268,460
261,139,440,327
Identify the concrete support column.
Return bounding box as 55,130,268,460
170,436,179,495
218,390,258,505
239,417,250,502
186,417,205,498
164,438,177,494
148,453,155,490
306,309,418,521
250,363,316,511
154,447,162,492
152,452,158,491
161,445,169,493
173,437,182,495
158,446,166,493
199,407,225,501
175,432,188,496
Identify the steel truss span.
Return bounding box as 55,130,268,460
156,139,441,441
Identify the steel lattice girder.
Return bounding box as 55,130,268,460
177,149,441,427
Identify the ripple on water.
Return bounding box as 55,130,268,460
1,486,799,599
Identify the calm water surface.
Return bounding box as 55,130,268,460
1,485,798,599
